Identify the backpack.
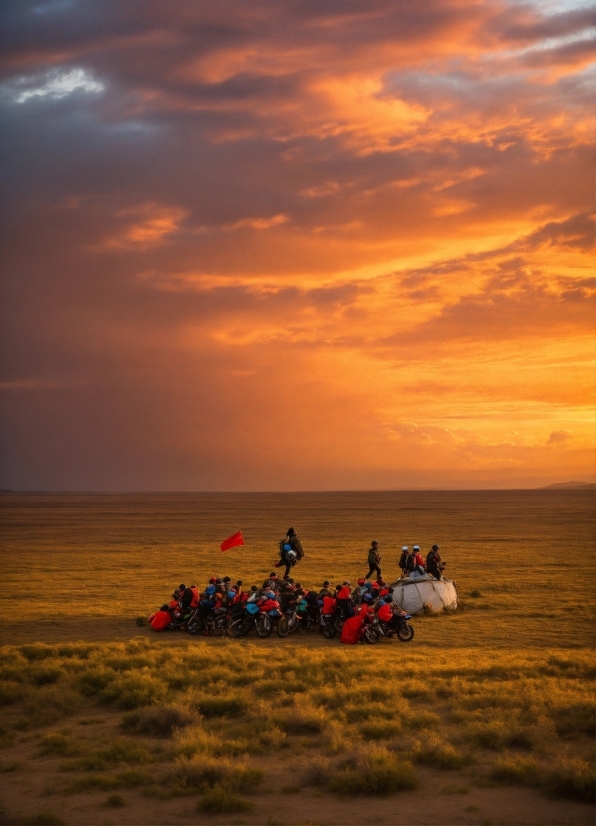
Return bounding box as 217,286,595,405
405,554,416,572
399,551,408,570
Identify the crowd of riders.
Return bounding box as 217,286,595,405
148,532,444,643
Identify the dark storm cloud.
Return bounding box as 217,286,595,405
0,0,593,489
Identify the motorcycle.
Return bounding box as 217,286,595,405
227,604,273,638
186,607,228,636
379,610,415,642
277,606,301,637
318,610,337,639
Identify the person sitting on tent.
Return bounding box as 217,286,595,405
364,540,382,580
405,546,426,577
426,544,445,580
340,602,373,644
398,546,409,578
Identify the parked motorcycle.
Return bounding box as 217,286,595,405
187,607,228,636
227,604,273,638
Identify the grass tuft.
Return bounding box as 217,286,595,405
121,706,195,737
104,793,126,808
194,697,248,718
197,786,253,813
541,759,595,804
413,740,468,770
329,749,418,796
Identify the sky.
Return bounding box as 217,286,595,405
0,0,594,491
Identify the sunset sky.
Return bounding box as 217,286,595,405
0,0,594,490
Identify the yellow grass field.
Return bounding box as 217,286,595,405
0,490,594,825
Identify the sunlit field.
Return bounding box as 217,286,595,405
0,490,594,825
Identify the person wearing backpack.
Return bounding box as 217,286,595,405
364,540,382,580
426,544,444,580
405,546,426,577
398,546,409,578
276,527,305,580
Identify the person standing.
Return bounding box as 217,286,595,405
364,540,382,580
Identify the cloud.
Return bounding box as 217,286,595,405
0,0,593,489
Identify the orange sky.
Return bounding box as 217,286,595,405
0,0,594,490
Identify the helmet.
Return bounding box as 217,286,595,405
209,577,217,583
401,546,408,552
413,545,420,551
363,594,372,601
205,585,216,595
227,591,236,600
266,591,276,599
357,578,365,586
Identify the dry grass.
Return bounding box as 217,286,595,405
0,490,594,822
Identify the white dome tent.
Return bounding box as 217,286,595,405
390,575,458,614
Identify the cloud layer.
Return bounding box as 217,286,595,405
0,0,594,489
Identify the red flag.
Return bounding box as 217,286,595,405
220,531,245,552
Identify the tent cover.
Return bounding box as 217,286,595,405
390,575,458,614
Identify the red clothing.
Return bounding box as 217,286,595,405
337,586,351,600
322,596,336,614
340,614,364,644
413,552,425,568
377,603,392,622
258,598,279,612
149,610,172,631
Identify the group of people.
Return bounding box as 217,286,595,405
147,530,446,645
366,540,445,582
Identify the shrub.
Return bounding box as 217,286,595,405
359,721,401,740
541,759,595,804
197,786,253,813
20,687,80,728
552,703,595,740
0,682,25,706
489,756,540,786
121,706,195,737
62,739,153,771
99,672,168,709
300,757,332,787
470,590,482,598
194,697,248,718
104,793,126,808
28,667,62,686
329,749,418,796
20,646,56,662
281,785,301,794
38,733,82,757
165,755,231,792
278,708,327,735
413,742,467,770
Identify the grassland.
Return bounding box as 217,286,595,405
0,489,594,824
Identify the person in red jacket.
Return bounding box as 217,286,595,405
406,546,426,577
341,603,372,644
336,581,354,619
376,598,393,624
149,605,173,631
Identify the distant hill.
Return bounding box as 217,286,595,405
541,481,595,489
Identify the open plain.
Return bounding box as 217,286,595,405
0,489,594,826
